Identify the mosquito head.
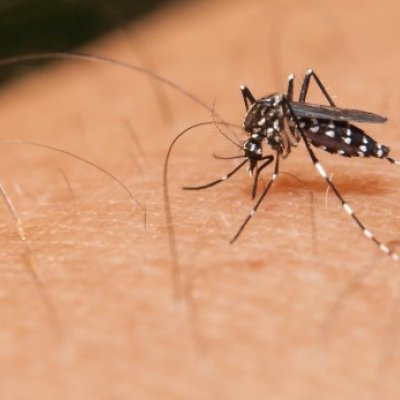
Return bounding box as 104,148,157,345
243,138,263,174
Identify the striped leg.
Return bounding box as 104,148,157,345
312,157,398,261
251,155,275,200
286,73,295,101
183,159,247,190
299,69,336,106
387,156,400,166
240,85,256,111
284,99,399,261
231,154,280,244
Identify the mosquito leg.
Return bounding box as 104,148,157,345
251,155,275,200
387,157,400,166
299,69,336,106
286,73,295,101
285,99,400,261
310,153,399,261
230,154,280,243
240,85,256,111
183,159,247,190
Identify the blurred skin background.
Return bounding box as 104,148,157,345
0,0,177,83
1,1,400,400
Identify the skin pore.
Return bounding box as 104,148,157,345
1,0,400,399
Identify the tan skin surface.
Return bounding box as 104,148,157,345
1,0,400,399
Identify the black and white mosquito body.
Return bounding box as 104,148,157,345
184,69,400,261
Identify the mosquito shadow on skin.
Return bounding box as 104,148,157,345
252,174,392,197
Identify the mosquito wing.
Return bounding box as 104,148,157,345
290,102,387,124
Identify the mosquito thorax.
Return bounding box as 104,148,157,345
243,93,284,143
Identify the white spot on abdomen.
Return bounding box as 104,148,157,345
343,137,352,145
325,130,335,138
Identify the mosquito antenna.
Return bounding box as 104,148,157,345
163,120,241,300
0,137,146,225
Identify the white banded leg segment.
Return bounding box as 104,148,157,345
363,229,373,239
315,162,328,179
342,203,400,261
312,156,400,262
287,74,295,100
341,199,399,261
343,203,354,215
380,244,390,254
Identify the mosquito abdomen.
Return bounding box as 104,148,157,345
302,119,390,159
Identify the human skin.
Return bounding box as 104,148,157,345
1,0,400,399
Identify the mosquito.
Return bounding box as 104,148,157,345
184,69,400,261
